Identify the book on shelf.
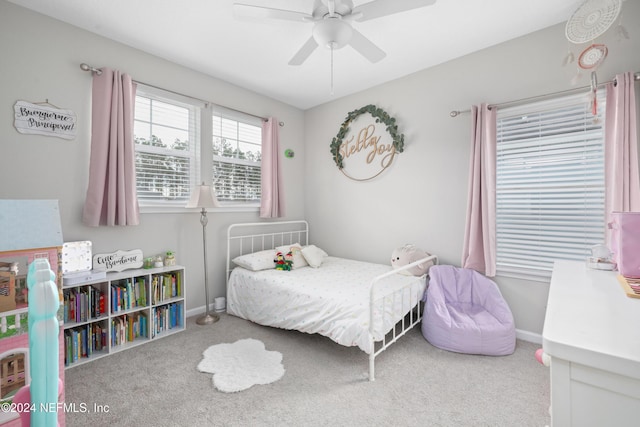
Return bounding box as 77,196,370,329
151,272,182,304
152,302,183,337
64,286,106,324
111,278,148,313
110,312,149,347
64,323,107,366
99,291,105,317
135,277,147,306
89,286,103,318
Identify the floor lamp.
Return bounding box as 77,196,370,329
187,183,221,325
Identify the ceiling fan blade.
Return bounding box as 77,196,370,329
352,0,436,22
348,29,386,63
233,3,312,22
288,37,319,66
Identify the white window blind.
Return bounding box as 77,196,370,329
496,91,606,280
134,86,201,207
212,109,262,203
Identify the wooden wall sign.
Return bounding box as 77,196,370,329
13,100,77,140
93,249,143,272
330,105,405,181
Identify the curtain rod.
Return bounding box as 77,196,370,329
80,63,284,126
449,71,640,117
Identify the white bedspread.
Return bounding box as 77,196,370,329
227,256,426,354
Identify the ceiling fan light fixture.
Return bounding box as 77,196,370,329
313,17,352,49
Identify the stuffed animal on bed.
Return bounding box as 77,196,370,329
391,244,434,276
274,251,293,271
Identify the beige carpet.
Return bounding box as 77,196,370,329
65,313,550,427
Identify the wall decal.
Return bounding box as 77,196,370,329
330,104,404,181
13,100,77,140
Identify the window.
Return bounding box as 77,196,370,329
212,110,262,203
133,85,262,210
134,86,200,207
495,91,606,280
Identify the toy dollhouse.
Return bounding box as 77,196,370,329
0,200,65,426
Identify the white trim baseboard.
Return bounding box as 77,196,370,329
516,329,542,345
187,305,226,319
186,306,206,319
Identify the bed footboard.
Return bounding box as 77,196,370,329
368,254,438,381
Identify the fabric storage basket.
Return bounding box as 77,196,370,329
609,212,640,278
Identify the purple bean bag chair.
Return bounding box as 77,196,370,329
421,265,515,356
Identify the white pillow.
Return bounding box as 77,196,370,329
276,243,308,269
301,245,328,268
232,249,275,271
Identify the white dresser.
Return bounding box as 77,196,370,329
543,261,640,426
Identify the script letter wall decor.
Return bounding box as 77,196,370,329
330,105,404,181
14,100,77,140
93,249,143,272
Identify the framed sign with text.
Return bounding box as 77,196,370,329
330,105,404,181
13,100,77,140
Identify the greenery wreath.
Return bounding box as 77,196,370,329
330,104,405,169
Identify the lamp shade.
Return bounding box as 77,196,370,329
187,184,221,209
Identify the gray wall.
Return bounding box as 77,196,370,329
2,0,640,339
303,0,640,339
0,1,306,314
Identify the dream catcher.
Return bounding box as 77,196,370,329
565,0,622,44
577,43,608,70
563,0,621,75
562,0,628,114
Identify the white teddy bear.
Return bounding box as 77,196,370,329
391,244,434,276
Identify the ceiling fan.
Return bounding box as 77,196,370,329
233,0,437,66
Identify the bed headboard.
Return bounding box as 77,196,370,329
226,220,309,282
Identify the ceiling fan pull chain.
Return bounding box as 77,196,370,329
330,43,335,95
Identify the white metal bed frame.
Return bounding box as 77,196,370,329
226,220,438,381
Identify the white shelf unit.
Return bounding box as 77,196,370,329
62,265,186,369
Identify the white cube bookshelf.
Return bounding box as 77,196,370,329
62,265,186,369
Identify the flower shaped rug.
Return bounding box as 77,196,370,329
197,338,285,393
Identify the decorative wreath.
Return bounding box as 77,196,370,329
330,104,404,169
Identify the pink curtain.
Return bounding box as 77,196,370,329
605,72,640,245
82,68,139,226
461,104,497,276
260,117,285,218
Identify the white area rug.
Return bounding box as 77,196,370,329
197,338,285,393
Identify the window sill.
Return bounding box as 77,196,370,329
140,204,260,214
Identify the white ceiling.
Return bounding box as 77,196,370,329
8,0,580,110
